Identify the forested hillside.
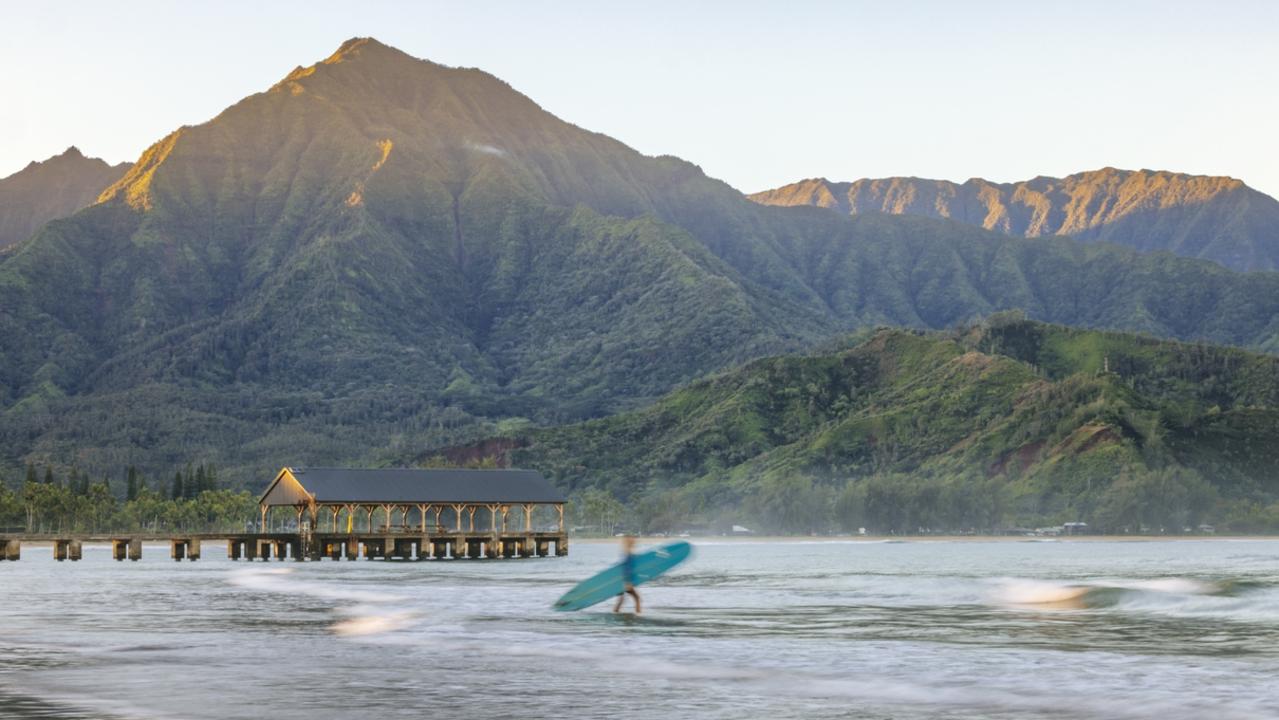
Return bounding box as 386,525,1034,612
3,38,1279,491
512,317,1279,534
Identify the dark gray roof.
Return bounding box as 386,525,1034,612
285,467,564,504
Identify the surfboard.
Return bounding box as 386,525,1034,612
553,540,693,611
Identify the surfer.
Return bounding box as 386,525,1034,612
613,534,642,614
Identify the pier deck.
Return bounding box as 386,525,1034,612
0,531,568,562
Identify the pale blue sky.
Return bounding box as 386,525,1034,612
3,1,1277,197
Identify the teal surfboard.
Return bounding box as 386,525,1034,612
553,541,692,611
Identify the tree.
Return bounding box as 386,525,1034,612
126,466,139,502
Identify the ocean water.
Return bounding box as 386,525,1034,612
1,539,1277,719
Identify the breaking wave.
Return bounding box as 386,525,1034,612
991,576,1279,621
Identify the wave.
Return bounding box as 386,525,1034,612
991,576,1279,621
227,567,427,637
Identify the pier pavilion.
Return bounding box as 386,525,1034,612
259,466,566,535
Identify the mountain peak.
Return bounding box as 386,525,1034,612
323,36,397,65
0,146,132,249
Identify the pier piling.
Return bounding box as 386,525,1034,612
0,529,567,564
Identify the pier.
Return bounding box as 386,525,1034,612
0,530,567,562
0,466,569,563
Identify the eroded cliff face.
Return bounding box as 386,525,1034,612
751,169,1279,272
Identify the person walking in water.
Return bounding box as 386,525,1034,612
613,534,642,614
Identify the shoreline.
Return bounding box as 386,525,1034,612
574,534,1279,544
6,535,1276,550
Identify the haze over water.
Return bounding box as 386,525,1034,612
1,540,1277,719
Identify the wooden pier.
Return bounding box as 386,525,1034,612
1,465,571,564
0,530,568,562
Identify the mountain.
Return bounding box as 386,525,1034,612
3,38,1279,485
511,317,1279,534
749,170,1279,272
0,147,130,252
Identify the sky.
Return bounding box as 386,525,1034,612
3,1,1278,197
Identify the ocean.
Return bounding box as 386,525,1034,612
1,539,1276,719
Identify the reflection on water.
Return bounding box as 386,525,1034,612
1,540,1277,719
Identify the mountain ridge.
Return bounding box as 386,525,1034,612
749,169,1279,272
0,146,131,251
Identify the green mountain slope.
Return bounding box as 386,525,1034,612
749,170,1279,272
0,146,130,252
2,38,1279,486
512,317,1279,534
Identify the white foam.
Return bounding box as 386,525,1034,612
995,579,1092,605
227,567,406,603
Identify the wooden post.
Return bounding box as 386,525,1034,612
170,539,186,561
488,504,499,533
189,538,201,561
68,540,82,561
128,538,142,561
524,504,533,532
260,504,268,532
53,539,69,561
434,506,444,532
500,505,510,533
418,504,428,533
227,539,242,560
467,506,477,532
113,539,129,561
3,539,19,561
557,504,565,533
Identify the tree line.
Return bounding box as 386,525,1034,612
0,463,257,534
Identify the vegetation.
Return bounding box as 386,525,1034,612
0,463,256,534
511,317,1279,535
2,37,1278,525
0,146,129,252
